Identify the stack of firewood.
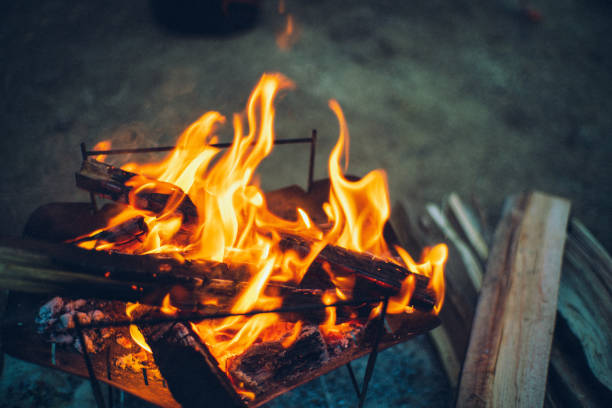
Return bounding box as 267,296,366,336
391,192,612,407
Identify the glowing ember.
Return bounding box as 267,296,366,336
76,73,447,395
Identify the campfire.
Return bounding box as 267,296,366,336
3,71,607,408
0,73,447,407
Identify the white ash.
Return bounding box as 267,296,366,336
35,297,114,354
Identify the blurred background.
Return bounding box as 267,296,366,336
1,0,611,407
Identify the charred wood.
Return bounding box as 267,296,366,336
75,159,198,224
0,236,436,316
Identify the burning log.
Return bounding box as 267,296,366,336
0,236,436,314
73,157,438,309
0,237,218,303
130,302,439,407
456,192,570,408
75,159,198,224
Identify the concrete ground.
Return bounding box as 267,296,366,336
1,0,611,407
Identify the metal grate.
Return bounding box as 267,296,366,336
77,131,388,408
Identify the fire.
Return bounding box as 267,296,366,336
80,73,447,392
92,140,111,162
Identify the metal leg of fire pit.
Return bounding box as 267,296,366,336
346,363,361,399
75,318,106,408
352,297,389,408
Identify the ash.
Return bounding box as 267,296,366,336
35,297,115,354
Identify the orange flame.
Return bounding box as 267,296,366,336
126,302,152,353
80,73,446,396
92,140,112,162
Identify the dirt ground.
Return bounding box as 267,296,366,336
1,0,611,407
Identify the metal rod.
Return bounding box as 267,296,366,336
80,142,88,161
69,296,385,331
308,129,317,193
84,137,314,157
358,297,389,408
75,318,106,408
346,362,361,399
142,368,149,386
81,142,98,210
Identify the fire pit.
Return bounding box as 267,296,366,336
0,73,447,408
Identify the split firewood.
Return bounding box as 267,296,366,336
74,159,438,309
75,159,198,224
132,305,245,408
558,219,612,392
0,237,220,303
69,216,148,248
446,193,489,263
131,301,439,408
456,192,570,408
0,236,437,315
545,218,612,407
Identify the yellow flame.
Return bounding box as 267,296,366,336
92,140,111,162
78,73,447,394
126,303,152,353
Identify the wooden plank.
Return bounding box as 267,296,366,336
0,236,436,315
456,192,570,408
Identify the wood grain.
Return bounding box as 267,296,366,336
456,192,570,408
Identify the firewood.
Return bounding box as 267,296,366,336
390,199,482,388
132,305,245,408
72,157,438,310
548,218,612,401
75,159,198,224
447,193,489,262
131,304,439,408
545,328,612,408
227,324,330,396
425,203,483,291
0,237,219,303
456,192,571,408
281,233,436,310
0,236,437,316
70,216,148,248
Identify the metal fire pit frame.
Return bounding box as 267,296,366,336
75,132,390,408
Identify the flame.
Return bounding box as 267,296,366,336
126,303,152,353
92,140,111,162
79,73,446,396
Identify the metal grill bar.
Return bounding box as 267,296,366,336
72,132,392,407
